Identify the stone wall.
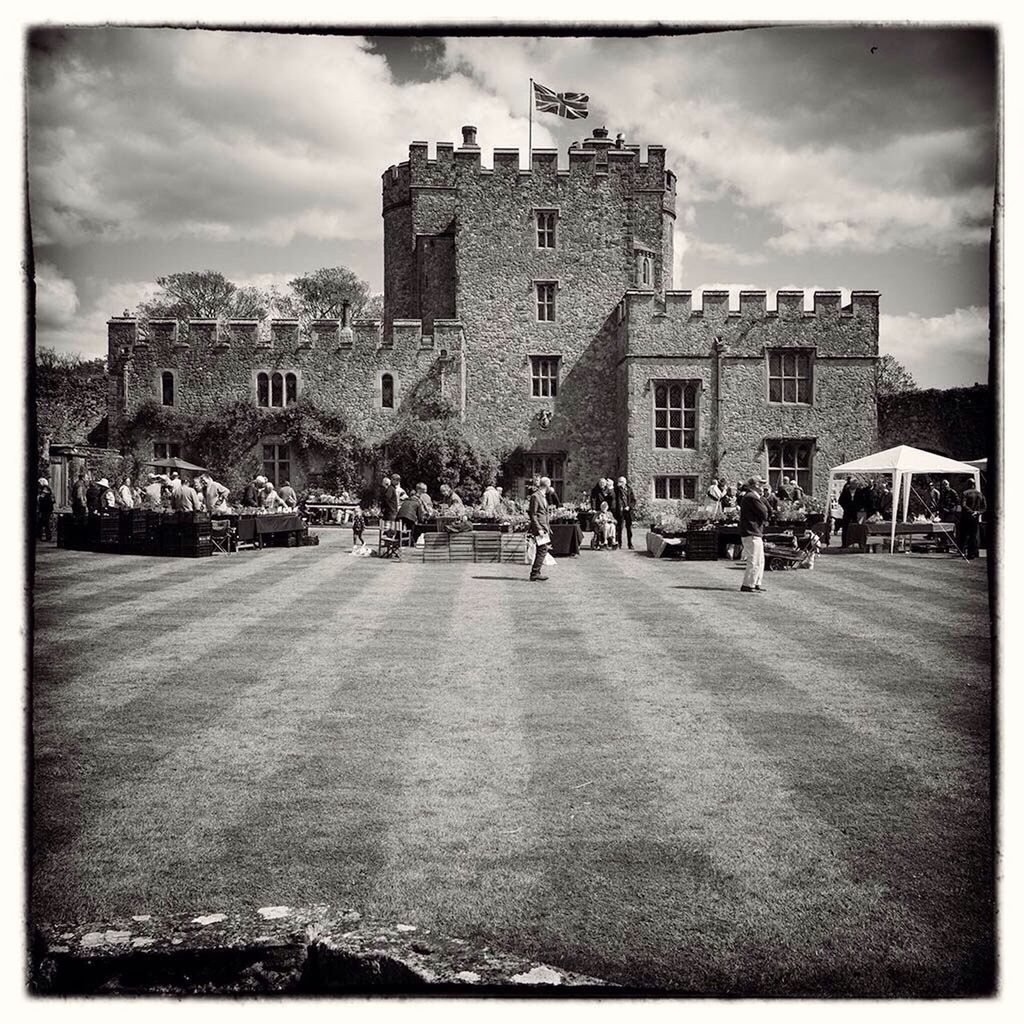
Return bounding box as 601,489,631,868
878,385,991,461
103,130,879,504
106,316,465,488
619,289,879,502
380,128,676,498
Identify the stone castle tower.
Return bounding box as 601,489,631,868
381,125,678,493
105,126,878,501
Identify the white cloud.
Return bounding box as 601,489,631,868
28,31,545,249
442,35,993,256
880,306,989,389
36,278,160,360
35,262,78,328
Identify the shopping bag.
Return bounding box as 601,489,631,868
525,536,537,564
543,551,556,567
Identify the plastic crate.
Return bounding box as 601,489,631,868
685,530,719,561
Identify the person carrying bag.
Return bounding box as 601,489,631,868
527,476,553,582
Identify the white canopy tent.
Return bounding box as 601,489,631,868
965,457,988,472
829,445,981,554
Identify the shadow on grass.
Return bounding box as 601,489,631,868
671,585,738,592
471,575,529,582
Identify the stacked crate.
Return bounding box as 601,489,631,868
473,532,501,563
179,511,213,558
422,533,449,563
145,511,164,555
448,532,475,563
159,513,181,557
501,534,528,563
126,510,149,554
97,514,121,553
685,528,719,561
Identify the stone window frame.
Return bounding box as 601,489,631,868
534,208,559,249
152,440,182,461
254,369,301,409
652,475,698,501
378,371,397,411
765,438,816,495
634,246,657,291
528,354,560,399
261,438,291,490
156,368,176,408
520,453,565,503
766,347,815,405
535,280,558,323
651,379,700,451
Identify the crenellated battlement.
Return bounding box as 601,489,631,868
630,289,880,323
108,316,460,361
382,130,675,213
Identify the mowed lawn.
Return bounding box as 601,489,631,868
31,531,994,996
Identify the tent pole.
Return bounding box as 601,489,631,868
890,470,898,554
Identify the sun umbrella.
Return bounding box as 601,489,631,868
147,456,210,473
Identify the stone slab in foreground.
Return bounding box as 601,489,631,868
32,905,612,994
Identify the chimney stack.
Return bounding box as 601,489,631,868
461,125,479,148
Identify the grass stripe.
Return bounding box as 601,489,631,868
579,551,993,994
32,553,376,906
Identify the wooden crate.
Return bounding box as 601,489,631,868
448,533,475,562
473,534,501,563
501,534,528,563
422,534,450,562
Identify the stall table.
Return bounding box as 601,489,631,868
234,512,307,548
549,521,584,556
302,502,359,525
864,521,955,552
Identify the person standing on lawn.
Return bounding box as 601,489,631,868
938,479,959,522
37,478,55,541
959,481,986,559
776,477,793,501
614,476,636,549
398,490,424,544
481,482,501,516
838,475,858,546
381,476,400,529
279,480,298,508
528,475,552,582
740,475,770,594
71,470,89,523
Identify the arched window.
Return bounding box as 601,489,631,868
642,256,653,287
257,372,269,407
285,372,297,405
381,373,395,409
271,372,284,407
161,371,175,407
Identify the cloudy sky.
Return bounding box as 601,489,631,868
28,26,996,388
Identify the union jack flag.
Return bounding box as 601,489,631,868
533,82,589,120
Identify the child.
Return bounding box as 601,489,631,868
351,508,365,549
595,500,617,549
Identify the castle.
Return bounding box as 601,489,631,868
105,125,879,502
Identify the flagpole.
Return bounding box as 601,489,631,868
528,78,533,167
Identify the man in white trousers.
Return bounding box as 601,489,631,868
739,475,770,593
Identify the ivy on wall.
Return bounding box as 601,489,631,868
118,399,370,494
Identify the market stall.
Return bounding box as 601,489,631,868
231,512,307,548
549,521,584,556
829,445,981,554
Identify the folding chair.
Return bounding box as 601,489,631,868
210,518,235,555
